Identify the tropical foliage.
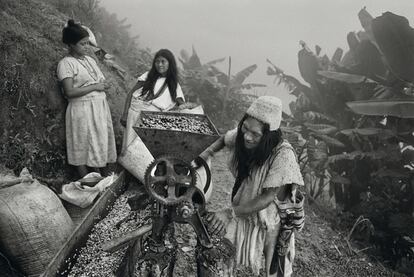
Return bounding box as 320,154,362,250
267,8,414,271
179,47,264,132
44,0,152,71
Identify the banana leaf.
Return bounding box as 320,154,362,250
180,46,203,70
317,71,376,84
346,99,414,118
283,132,304,150
234,83,266,91
312,133,345,148
331,48,344,64
232,64,258,86
371,169,409,179
340,128,395,138
281,126,302,133
330,175,351,184
304,123,338,135
179,49,190,63
206,57,226,65
296,93,311,111
328,150,392,163
209,66,229,86
307,137,328,165
303,111,337,124
266,59,313,97
266,59,284,75
298,47,319,85
372,85,395,99
372,12,414,83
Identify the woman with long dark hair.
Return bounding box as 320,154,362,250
200,96,304,277
120,49,186,153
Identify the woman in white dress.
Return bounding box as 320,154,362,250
120,49,186,153
57,20,117,178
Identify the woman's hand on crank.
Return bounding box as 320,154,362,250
205,209,233,236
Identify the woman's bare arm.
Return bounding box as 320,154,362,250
61,78,106,98
233,187,279,216
122,80,144,115
199,135,226,161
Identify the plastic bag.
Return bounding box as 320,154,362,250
58,173,116,208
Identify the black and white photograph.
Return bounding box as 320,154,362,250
0,0,413,276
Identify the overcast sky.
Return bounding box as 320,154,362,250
101,0,414,108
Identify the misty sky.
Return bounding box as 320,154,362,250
102,0,414,108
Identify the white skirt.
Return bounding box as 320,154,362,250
65,94,117,167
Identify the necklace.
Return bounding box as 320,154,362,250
72,55,99,81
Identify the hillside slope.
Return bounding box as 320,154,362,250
0,0,130,178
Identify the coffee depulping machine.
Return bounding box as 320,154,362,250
104,111,221,276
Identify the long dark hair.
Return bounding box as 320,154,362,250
231,114,283,201
142,49,179,100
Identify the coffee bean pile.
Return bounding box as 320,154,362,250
140,114,215,135
67,192,152,277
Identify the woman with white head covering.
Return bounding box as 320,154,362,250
201,96,304,277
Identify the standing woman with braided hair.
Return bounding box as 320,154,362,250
57,20,117,178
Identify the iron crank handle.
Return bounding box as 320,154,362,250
193,156,212,194
188,210,213,249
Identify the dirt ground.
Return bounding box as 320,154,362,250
0,151,406,277
152,149,405,276
202,150,403,277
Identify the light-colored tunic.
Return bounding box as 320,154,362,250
223,128,304,275
121,72,185,153
57,56,117,167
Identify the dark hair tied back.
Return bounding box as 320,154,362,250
62,19,89,45
67,19,76,27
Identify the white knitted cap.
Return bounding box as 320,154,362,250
246,96,282,131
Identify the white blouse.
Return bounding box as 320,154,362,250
132,71,185,111
57,56,105,100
